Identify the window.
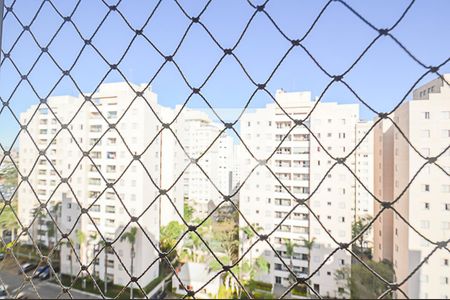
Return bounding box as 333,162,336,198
90,125,102,132
107,152,116,159
421,129,430,138
107,111,117,119
442,111,450,119
106,165,116,173
106,205,115,213
446,203,450,211
442,185,450,193
423,184,430,192
91,151,102,159
89,178,101,185
424,112,430,119
107,137,117,145
442,130,450,138
424,202,430,210
420,220,430,229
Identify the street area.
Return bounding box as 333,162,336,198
0,257,99,299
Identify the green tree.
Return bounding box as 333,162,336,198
352,216,372,257
0,203,19,242
0,164,18,186
0,163,19,242
336,259,394,299
183,202,194,223
239,255,269,281
182,231,205,263
160,221,184,253
121,227,137,299
213,221,239,263
240,224,262,264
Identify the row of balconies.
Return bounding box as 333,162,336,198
275,160,310,168
275,211,309,221
275,185,310,194
275,134,310,142
275,173,310,181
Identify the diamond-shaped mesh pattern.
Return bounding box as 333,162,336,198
0,0,449,299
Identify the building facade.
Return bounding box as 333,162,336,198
238,90,366,297
17,82,237,287
373,74,450,299
170,107,234,219
354,121,375,248
18,82,163,286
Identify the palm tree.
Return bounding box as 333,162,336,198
89,232,98,287
64,238,74,281
76,230,87,289
121,227,137,299
98,240,109,294
183,231,206,263
284,239,297,285
240,224,263,277
49,201,61,248
32,207,46,246
302,237,315,297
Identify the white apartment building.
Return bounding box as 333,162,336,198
374,74,450,299
18,82,168,287
239,90,363,297
18,82,237,286
354,121,374,248
169,107,234,219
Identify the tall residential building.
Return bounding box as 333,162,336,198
170,107,234,219
239,90,364,297
373,74,450,299
354,121,375,248
17,82,237,286
18,82,163,286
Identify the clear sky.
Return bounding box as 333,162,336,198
0,0,449,149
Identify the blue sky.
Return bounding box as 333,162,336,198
0,0,449,148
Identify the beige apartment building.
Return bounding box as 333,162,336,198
374,74,450,299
